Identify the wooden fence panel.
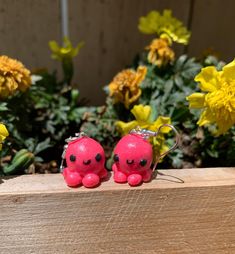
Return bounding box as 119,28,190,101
0,0,61,71
188,0,235,62
69,0,191,104
0,0,235,104
1,168,235,253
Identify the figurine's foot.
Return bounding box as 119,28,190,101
82,173,100,188
114,171,127,183
128,174,142,186
99,168,108,179
63,169,82,187
143,170,152,182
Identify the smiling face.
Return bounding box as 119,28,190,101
65,137,105,176
113,134,153,175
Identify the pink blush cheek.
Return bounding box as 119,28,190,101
65,156,78,171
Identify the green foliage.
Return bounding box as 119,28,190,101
87,50,233,169
3,149,34,175
1,30,233,174
139,54,201,121
0,38,87,173
135,52,233,168
0,71,85,152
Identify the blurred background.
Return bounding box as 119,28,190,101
0,0,234,105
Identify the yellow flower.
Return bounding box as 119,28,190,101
0,123,9,150
146,38,175,67
108,66,147,109
138,9,190,45
0,56,31,98
116,104,171,157
187,59,235,135
49,37,84,61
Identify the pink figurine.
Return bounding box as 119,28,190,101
112,125,179,186
61,133,107,188
112,133,153,186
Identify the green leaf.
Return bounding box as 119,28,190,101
164,79,174,95
174,75,184,88
149,102,158,122
34,138,52,155
174,55,188,71
151,89,159,100
206,148,219,158
0,102,8,111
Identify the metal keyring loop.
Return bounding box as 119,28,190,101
152,124,180,171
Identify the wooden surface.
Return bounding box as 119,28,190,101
1,168,235,253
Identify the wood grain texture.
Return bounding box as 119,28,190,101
69,0,191,104
0,0,61,71
1,168,235,253
188,0,235,62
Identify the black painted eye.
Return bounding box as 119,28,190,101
95,153,102,162
140,159,147,166
70,154,76,162
114,154,119,162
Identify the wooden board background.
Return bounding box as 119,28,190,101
188,0,235,62
1,168,235,253
0,0,61,71
0,0,234,104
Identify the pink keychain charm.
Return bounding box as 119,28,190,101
60,133,108,188
112,124,179,186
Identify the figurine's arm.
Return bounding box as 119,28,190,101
99,167,108,179
112,164,127,183
142,169,152,182
112,163,118,173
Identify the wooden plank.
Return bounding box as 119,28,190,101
1,167,235,194
68,0,191,104
1,168,235,253
0,0,61,71
188,0,235,62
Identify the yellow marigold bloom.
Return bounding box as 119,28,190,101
146,38,175,67
0,56,31,97
116,104,172,157
187,59,235,135
49,37,84,61
138,9,190,45
0,123,9,150
109,66,147,109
